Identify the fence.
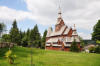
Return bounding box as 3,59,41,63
0,42,14,48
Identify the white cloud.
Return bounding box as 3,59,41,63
24,0,100,28
23,0,100,39
79,32,91,40
0,6,34,23
0,0,100,39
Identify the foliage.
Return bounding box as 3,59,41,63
17,24,42,48
89,46,95,53
1,34,11,42
95,46,100,54
0,47,9,57
5,50,16,64
79,36,85,47
0,23,5,32
1,21,42,48
96,40,100,44
41,30,47,49
30,25,41,48
70,39,80,52
83,40,96,45
0,23,6,37
92,20,100,41
21,35,29,47
10,20,20,45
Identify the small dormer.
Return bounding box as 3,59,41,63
46,27,52,37
72,24,78,36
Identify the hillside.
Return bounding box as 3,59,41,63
0,46,100,66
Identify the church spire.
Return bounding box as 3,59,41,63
56,0,65,26
58,0,62,18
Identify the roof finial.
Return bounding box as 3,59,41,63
58,0,62,18
74,24,76,30
74,24,75,28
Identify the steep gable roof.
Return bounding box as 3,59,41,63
50,25,66,36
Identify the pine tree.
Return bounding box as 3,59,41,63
92,20,100,41
30,25,41,48
21,34,29,47
26,29,31,41
10,20,20,45
34,25,41,48
70,39,79,52
41,30,47,49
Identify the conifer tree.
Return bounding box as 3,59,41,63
33,25,41,48
70,39,79,52
30,25,41,48
10,20,20,45
41,30,47,49
92,20,100,41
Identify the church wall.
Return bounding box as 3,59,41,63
46,46,70,51
46,46,61,51
64,47,70,51
46,43,82,51
52,46,62,51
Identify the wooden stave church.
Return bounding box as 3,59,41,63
45,7,82,51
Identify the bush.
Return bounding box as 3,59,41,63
70,40,80,52
95,46,100,54
5,50,16,64
89,46,95,53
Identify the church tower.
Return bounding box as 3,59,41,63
55,1,65,32
45,0,82,51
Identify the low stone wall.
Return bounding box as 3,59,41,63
0,42,14,48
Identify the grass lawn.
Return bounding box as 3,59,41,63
0,46,100,66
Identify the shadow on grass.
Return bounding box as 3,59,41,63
0,47,9,57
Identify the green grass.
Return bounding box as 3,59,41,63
0,46,100,66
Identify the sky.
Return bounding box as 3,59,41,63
0,0,100,39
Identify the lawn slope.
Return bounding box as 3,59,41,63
0,46,100,66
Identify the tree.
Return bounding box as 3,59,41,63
96,40,100,45
21,29,31,47
2,34,11,42
21,35,29,47
79,36,85,48
70,39,80,52
95,46,100,53
30,25,41,48
33,25,41,48
92,20,100,41
41,30,47,49
89,46,95,53
10,20,20,45
0,23,6,37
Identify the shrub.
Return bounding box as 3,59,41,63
5,50,16,64
89,46,95,53
70,40,80,52
95,46,100,54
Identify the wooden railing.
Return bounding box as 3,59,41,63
0,42,14,48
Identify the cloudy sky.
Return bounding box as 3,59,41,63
0,0,100,39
